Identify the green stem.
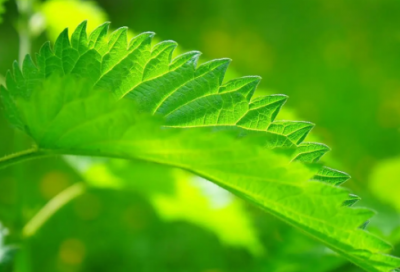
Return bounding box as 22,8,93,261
0,147,54,170
23,183,86,237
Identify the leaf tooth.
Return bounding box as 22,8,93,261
70,49,102,83
100,27,129,74
0,85,24,130
236,94,288,131
71,20,88,54
88,21,110,42
126,51,201,111
38,41,53,58
293,142,330,163
164,87,251,127
12,61,24,82
21,55,42,97
359,220,370,230
262,95,288,121
142,40,178,81
156,58,232,116
356,233,394,253
5,70,17,94
219,76,261,99
128,31,155,51
313,166,351,186
96,33,155,97
151,40,178,58
88,21,110,55
108,27,128,50
22,55,38,77
54,28,71,58
36,41,53,74
343,194,361,207
250,94,288,111
268,121,315,145
170,51,201,71
195,58,231,85
34,53,44,77
8,61,28,98
341,207,375,230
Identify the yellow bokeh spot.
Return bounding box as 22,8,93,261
40,171,70,200
59,238,86,265
40,0,108,41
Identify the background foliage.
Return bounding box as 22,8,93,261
0,0,400,271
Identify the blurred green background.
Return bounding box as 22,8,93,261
1,0,400,271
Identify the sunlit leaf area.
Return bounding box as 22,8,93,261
1,1,400,272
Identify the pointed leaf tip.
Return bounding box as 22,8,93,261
170,51,202,70
343,194,361,207
293,142,330,163
128,31,155,50
195,58,231,81
314,167,351,186
268,121,315,145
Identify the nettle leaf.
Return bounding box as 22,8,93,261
1,21,399,272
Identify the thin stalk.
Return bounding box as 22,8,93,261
0,147,55,170
23,183,86,237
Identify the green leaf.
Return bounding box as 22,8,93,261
1,21,399,272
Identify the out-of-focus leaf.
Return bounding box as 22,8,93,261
74,158,264,255
27,188,257,272
370,156,400,213
368,157,400,248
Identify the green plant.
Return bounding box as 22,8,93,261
0,21,399,272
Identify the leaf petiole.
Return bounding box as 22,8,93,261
0,147,54,170
23,182,86,237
